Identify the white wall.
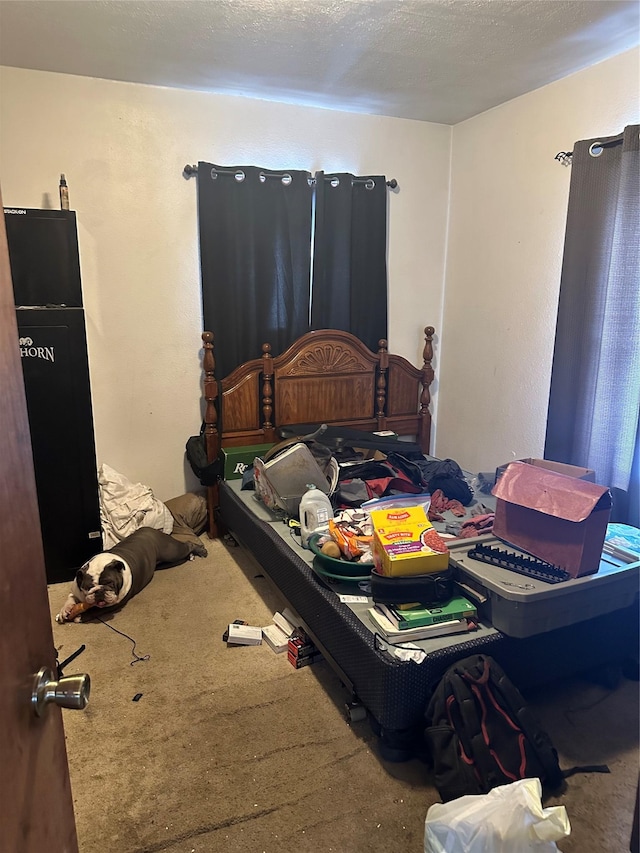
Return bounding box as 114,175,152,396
438,47,640,475
0,67,451,499
3,49,637,499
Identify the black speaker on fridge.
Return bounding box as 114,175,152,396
6,207,102,583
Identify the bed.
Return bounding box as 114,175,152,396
200,326,436,538
196,326,639,759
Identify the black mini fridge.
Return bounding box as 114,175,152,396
6,207,103,582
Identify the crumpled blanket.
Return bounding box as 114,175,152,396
428,488,467,521
98,463,174,549
457,513,495,538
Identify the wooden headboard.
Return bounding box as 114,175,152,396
200,326,435,536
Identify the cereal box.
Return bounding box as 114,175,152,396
370,505,449,576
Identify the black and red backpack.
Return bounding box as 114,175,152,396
424,654,565,802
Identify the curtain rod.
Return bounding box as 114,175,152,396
183,164,397,188
554,134,625,165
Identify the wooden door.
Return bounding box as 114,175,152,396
0,196,79,852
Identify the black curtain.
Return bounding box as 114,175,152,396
311,172,388,353
544,125,640,525
198,163,313,380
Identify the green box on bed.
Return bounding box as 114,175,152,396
221,444,274,480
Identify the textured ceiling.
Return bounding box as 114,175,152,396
0,0,638,124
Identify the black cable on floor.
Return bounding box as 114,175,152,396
95,616,150,665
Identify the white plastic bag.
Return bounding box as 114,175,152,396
424,778,570,853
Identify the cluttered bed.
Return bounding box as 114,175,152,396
191,325,640,759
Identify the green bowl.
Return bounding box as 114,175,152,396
308,532,374,579
311,559,372,584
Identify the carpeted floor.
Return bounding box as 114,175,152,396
48,535,639,853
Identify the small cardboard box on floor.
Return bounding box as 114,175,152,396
370,505,449,576
492,461,611,578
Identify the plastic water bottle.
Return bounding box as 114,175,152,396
299,483,334,548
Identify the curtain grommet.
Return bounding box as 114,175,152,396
589,142,604,157
258,171,292,185
210,167,246,182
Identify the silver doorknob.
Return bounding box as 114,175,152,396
31,667,91,717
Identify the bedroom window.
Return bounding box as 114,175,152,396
545,124,639,526
195,162,389,381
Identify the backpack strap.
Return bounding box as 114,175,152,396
562,764,610,778
486,658,565,790
450,656,514,791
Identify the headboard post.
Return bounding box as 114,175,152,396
418,326,435,453
261,343,277,443
202,331,220,538
376,338,389,430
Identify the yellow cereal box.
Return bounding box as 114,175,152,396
370,505,449,576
